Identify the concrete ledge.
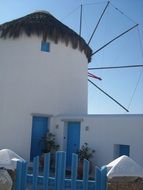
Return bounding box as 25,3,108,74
108,177,143,190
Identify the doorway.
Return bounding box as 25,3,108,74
30,116,49,161
66,121,80,167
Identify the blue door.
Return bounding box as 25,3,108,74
119,145,130,156
66,122,80,167
30,116,48,161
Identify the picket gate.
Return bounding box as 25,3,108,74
16,151,107,190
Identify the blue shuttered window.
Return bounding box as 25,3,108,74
41,41,50,52
114,144,130,159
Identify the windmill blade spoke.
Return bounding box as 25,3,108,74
92,24,138,56
88,72,102,80
88,64,143,70
88,79,129,112
88,1,110,45
79,4,83,36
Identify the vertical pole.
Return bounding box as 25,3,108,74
101,166,107,190
71,153,78,190
16,161,22,190
83,159,89,190
79,4,83,36
95,167,101,190
43,153,50,190
32,156,39,190
21,161,27,190
55,151,66,190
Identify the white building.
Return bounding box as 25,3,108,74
0,11,143,167
51,114,143,167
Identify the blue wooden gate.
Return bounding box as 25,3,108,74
30,116,48,161
16,151,107,190
66,122,80,167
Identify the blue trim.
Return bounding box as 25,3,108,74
83,159,89,190
55,152,66,190
114,144,130,158
71,154,78,190
32,156,39,190
43,153,50,190
119,144,130,156
95,167,101,190
16,151,108,190
101,166,107,190
16,161,22,190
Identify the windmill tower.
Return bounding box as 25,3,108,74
0,11,92,159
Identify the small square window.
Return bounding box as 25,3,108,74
113,144,130,159
41,41,50,52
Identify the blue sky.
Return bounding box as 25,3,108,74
0,0,143,114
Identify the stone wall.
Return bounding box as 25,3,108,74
107,177,143,190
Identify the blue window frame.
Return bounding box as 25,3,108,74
114,144,130,159
41,41,50,52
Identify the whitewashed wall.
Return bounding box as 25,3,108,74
52,114,143,167
0,35,88,160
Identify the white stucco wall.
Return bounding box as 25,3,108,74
52,114,143,167
0,35,88,160
80,114,143,167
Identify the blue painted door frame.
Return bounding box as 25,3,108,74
30,116,49,161
66,122,80,167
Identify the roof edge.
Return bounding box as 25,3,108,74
0,11,92,62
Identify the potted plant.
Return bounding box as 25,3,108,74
77,142,95,178
39,132,60,168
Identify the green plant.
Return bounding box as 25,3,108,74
40,132,60,154
39,132,60,167
77,143,95,179
77,142,95,161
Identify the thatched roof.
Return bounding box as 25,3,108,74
0,11,92,62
